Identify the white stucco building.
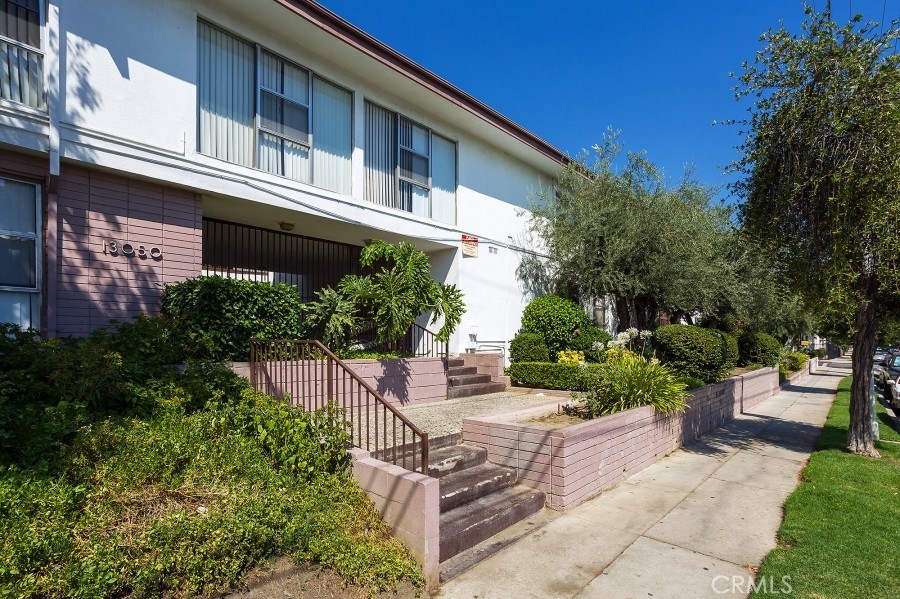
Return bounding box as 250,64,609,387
0,0,566,354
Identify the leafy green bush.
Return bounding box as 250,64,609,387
653,324,729,383
582,352,689,417
720,332,739,371
567,325,612,362
677,375,706,390
738,331,783,367
0,325,423,597
781,351,810,374
507,362,600,391
509,332,550,363
520,295,590,357
162,276,305,361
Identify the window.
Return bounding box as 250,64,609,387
364,100,457,225
0,177,40,329
0,0,45,109
198,21,352,194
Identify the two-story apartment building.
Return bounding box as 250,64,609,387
0,0,566,354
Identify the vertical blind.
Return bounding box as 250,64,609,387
198,21,254,167
431,134,457,225
312,77,352,195
0,177,39,330
0,0,44,109
198,21,351,194
364,101,395,207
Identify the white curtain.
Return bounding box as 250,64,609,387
198,21,254,167
312,76,351,194
365,101,395,207
0,178,36,233
431,134,457,225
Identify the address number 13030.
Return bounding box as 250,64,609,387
102,240,163,260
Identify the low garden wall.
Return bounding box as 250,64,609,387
231,357,447,407
460,352,509,388
348,448,440,589
463,362,818,511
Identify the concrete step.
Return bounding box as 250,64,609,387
448,381,507,399
439,486,545,562
447,358,466,368
439,462,517,512
427,444,487,479
448,365,478,376
448,373,493,387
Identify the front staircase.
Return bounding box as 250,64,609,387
447,357,506,399
427,442,545,564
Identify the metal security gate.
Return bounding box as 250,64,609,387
202,218,362,302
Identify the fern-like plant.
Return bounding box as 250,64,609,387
582,351,688,417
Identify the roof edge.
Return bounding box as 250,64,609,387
273,0,569,167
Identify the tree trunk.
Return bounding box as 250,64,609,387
614,296,631,332
848,272,879,456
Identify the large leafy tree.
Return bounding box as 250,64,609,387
733,7,900,455
521,135,742,331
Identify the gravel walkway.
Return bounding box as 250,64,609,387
397,390,565,438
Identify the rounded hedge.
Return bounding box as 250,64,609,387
520,295,591,357
568,325,612,362
654,324,728,383
162,276,305,362
738,332,783,367
720,331,739,370
509,332,550,363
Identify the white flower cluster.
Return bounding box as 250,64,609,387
602,328,653,349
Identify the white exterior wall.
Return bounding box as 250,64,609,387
31,0,558,353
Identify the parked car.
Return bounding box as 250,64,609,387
876,350,900,408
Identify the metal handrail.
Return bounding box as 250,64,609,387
354,321,447,358
249,339,430,474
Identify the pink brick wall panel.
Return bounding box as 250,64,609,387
54,167,202,336
463,368,781,510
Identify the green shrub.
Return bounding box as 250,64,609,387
0,328,422,597
162,276,305,361
509,332,550,363
507,362,600,391
653,324,729,383
567,325,612,362
582,352,689,417
781,351,810,374
738,331,783,367
720,332,739,371
520,295,590,357
677,375,706,390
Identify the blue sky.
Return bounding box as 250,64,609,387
319,0,898,202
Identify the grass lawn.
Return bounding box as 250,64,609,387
753,376,900,598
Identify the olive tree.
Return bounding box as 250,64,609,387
733,7,900,455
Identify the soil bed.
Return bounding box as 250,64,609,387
519,411,587,428
229,557,421,599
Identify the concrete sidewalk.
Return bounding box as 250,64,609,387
439,359,847,599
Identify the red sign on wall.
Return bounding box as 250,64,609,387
462,234,478,257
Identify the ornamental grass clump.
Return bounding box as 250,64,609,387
582,350,689,417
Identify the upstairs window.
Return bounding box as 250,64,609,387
198,20,352,194
365,101,457,225
0,0,45,109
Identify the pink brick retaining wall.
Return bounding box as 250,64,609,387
55,166,202,336
349,448,440,589
250,357,447,408
463,363,817,511
460,352,509,387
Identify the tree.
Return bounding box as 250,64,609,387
301,240,466,349
520,134,742,331
732,7,900,455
